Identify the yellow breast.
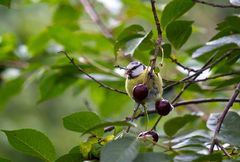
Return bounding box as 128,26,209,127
125,68,163,102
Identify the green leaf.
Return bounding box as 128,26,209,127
0,77,25,110
213,16,240,39
133,152,171,162
207,111,240,147
82,121,136,136
63,111,103,136
114,25,153,57
38,72,77,102
2,129,56,162
28,30,50,56
100,137,138,162
174,153,222,162
53,4,81,30
166,21,193,49
0,0,11,8
164,114,199,137
48,26,82,51
161,0,195,29
162,43,172,58
0,33,16,60
0,157,11,162
192,34,240,58
55,153,84,162
192,153,222,162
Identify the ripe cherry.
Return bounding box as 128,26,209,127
138,130,159,143
133,84,148,102
155,99,173,116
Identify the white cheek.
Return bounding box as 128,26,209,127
132,66,144,77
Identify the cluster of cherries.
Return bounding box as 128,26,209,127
132,83,173,143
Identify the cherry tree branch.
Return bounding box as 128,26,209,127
169,56,198,72
193,0,240,9
80,0,113,40
149,0,163,75
209,83,240,153
60,51,127,95
132,98,240,119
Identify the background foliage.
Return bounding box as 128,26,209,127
0,0,240,161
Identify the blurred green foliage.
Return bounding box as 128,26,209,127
0,0,240,162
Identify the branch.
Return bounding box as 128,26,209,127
209,83,240,153
215,141,232,158
169,56,198,72
149,0,163,75
80,0,113,40
186,72,240,83
164,49,237,90
133,97,240,119
168,49,238,103
193,0,240,9
60,51,127,95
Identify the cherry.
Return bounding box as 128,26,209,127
133,84,148,102
155,99,173,116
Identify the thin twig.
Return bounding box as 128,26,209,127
170,49,237,103
174,98,240,107
147,0,164,132
169,56,198,72
151,116,162,131
133,98,240,119
185,72,240,83
216,141,232,158
126,103,141,133
60,51,127,95
149,0,163,75
80,0,113,40
209,83,240,153
193,0,240,9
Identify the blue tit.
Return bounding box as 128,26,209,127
125,61,163,104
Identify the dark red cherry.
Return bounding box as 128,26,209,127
138,130,159,143
155,99,173,116
133,84,148,102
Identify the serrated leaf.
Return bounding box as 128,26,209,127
63,111,103,136
207,111,240,148
2,129,56,162
161,0,195,29
100,137,138,162
192,34,240,58
166,21,193,49
114,25,153,57
133,152,171,162
164,114,199,137
0,0,11,8
55,153,83,162
82,121,136,136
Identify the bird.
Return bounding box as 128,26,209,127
125,61,163,104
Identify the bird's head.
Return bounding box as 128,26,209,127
126,61,146,79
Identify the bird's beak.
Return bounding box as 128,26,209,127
125,69,132,75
